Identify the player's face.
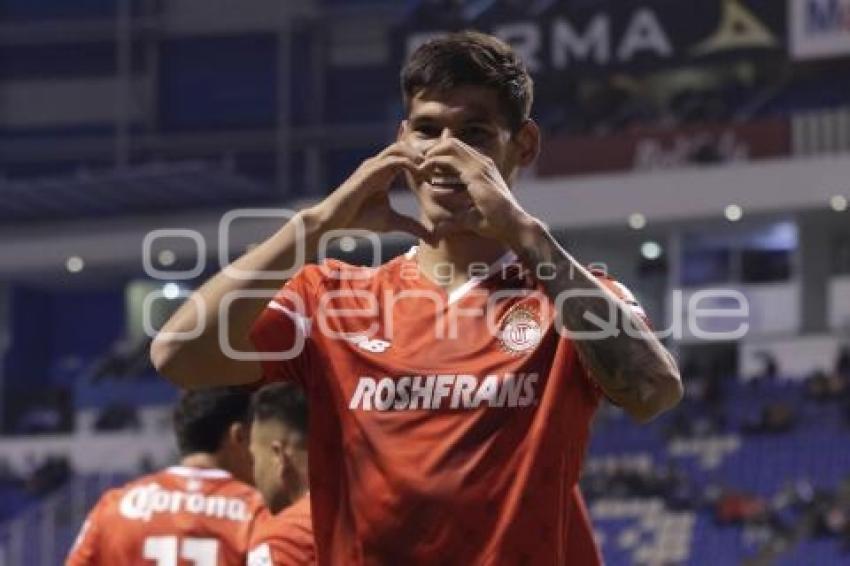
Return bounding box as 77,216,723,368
399,85,526,232
249,419,288,513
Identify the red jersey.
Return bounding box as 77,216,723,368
247,495,315,565
66,466,264,566
250,248,640,565
567,486,604,566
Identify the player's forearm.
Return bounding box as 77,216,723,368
152,208,327,388
509,218,683,422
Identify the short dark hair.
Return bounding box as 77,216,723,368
173,387,252,456
401,30,534,131
251,383,308,438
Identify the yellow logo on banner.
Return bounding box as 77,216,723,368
692,0,778,54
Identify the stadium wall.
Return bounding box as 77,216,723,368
740,333,845,379
2,155,849,278
0,406,176,475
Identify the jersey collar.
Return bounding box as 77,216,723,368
405,246,519,305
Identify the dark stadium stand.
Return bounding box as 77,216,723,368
0,471,132,565
586,371,850,564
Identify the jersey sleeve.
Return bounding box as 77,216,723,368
247,534,315,566
65,490,115,566
247,500,315,566
249,265,324,388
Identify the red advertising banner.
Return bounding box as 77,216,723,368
537,119,791,177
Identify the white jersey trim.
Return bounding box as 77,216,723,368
247,543,273,566
406,246,518,305
268,301,313,337
166,466,232,480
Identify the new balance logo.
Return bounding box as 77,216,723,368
346,335,391,353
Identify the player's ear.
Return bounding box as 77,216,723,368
270,440,286,474
397,121,409,141
229,422,248,447
513,119,540,168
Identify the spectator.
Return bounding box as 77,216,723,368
94,403,141,432
806,370,830,401
743,402,796,434
716,491,768,524
754,351,779,380
837,345,850,378
807,369,847,402
26,456,72,497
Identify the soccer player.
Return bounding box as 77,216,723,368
246,383,314,565
153,31,682,564
66,388,264,565
568,486,605,565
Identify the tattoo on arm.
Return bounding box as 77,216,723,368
516,230,680,414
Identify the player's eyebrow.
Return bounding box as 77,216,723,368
409,111,496,127
408,115,439,126
460,112,493,125
458,101,501,123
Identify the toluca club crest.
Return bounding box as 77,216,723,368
498,306,542,355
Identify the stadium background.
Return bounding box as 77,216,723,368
1,0,850,563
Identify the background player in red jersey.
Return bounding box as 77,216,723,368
66,387,264,566
246,383,314,566
153,31,682,564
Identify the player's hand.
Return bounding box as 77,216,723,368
418,136,533,244
310,142,434,242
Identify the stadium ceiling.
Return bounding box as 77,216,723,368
0,162,274,224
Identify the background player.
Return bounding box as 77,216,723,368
246,383,314,566
153,31,682,563
66,387,264,565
